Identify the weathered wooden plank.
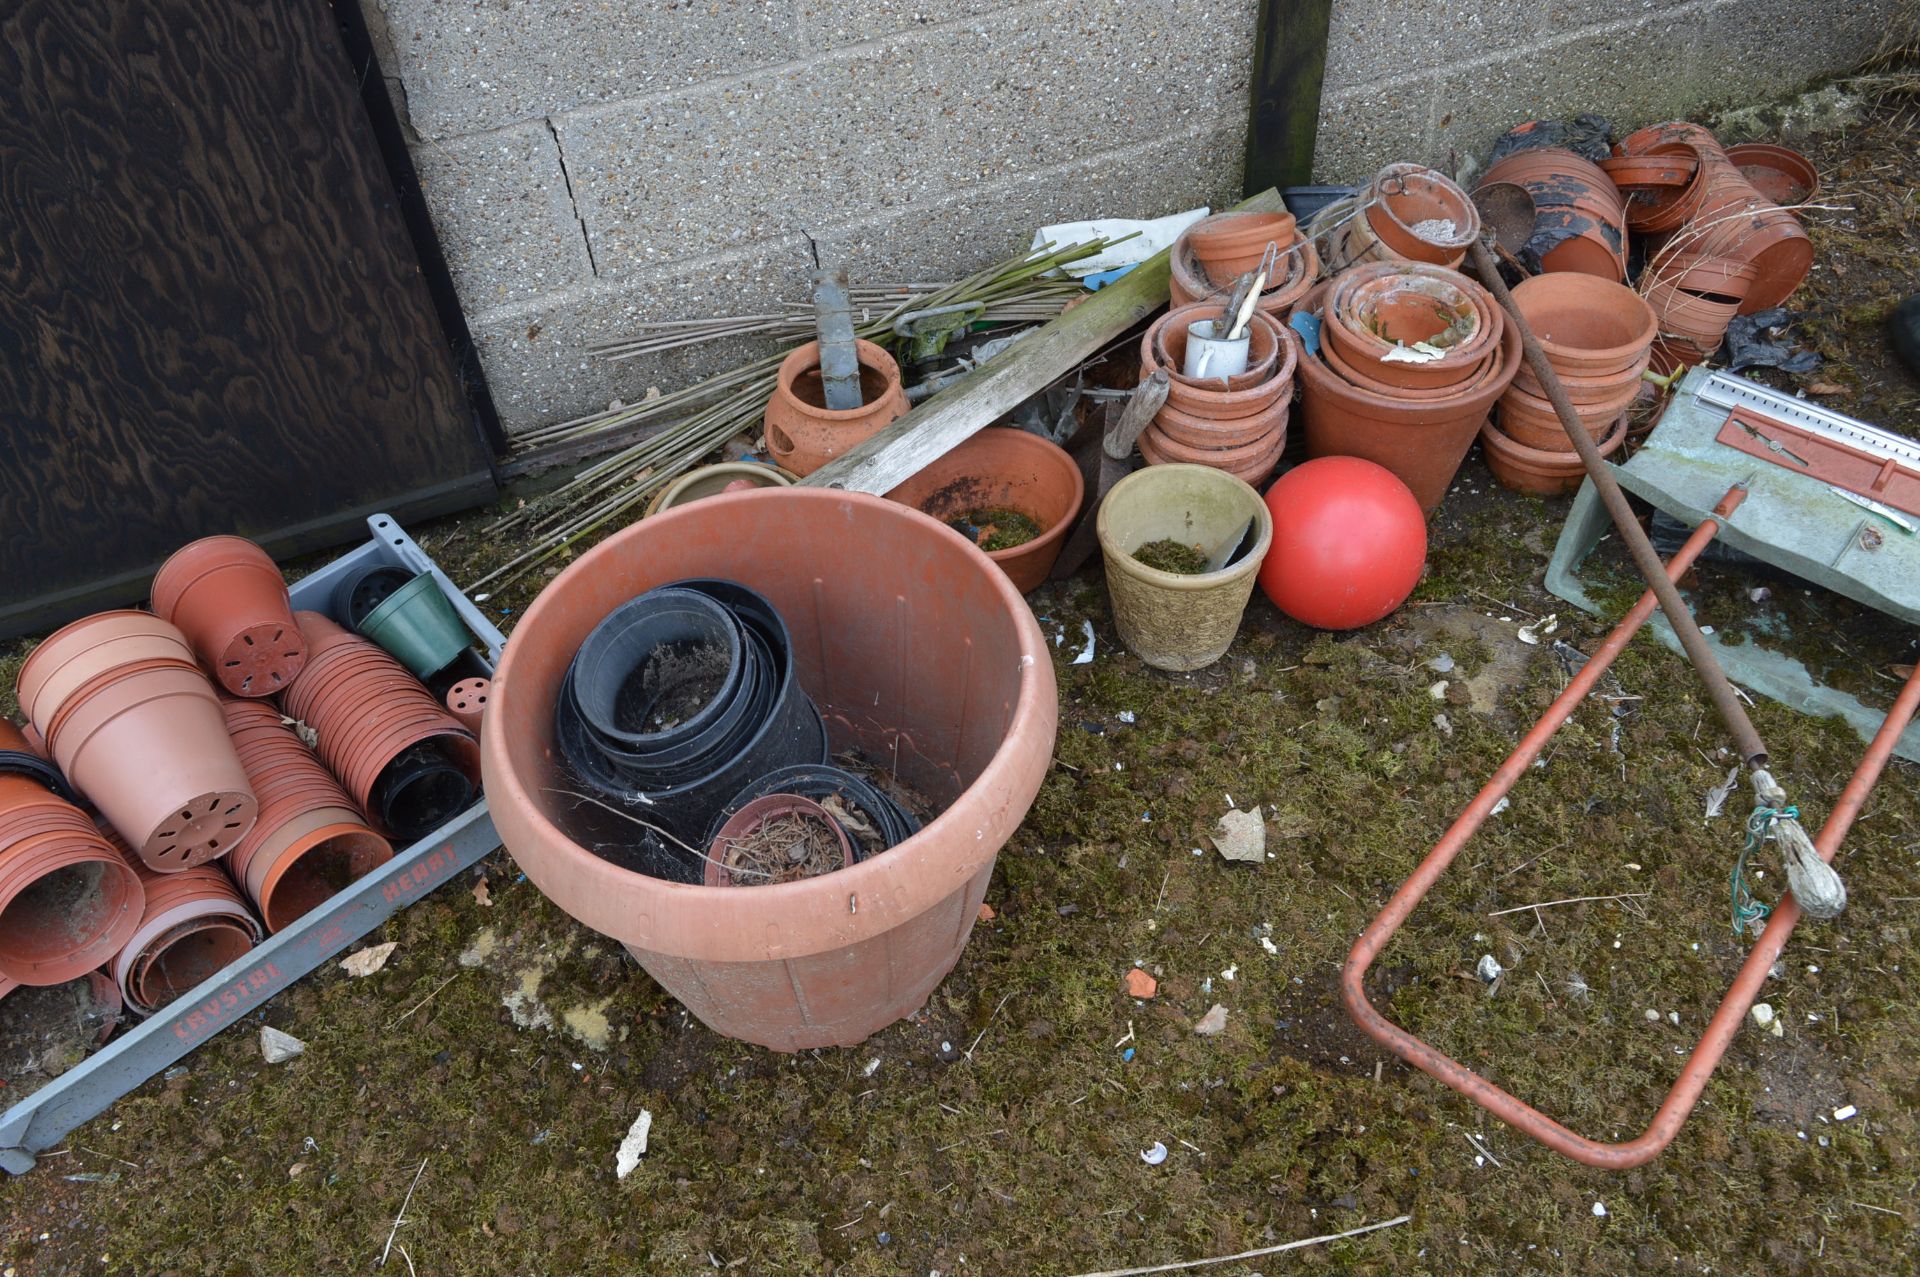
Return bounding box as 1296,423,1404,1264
1243,0,1335,193
801,189,1288,496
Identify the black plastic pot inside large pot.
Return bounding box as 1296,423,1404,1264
555,578,829,877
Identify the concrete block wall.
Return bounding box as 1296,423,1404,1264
364,0,1894,437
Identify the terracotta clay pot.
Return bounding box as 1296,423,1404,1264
36,652,257,872
1148,399,1292,450
221,698,393,931
882,428,1084,593
111,855,261,1013
1322,263,1500,390
1508,273,1656,378
1095,463,1274,671
1725,142,1819,206
1365,163,1480,266
1498,375,1644,450
1169,226,1319,319
1479,413,1628,495
282,613,479,838
0,775,145,985
704,793,855,888
763,339,909,477
1479,149,1628,280
1295,282,1524,514
481,487,1057,1050
1141,304,1288,405
150,536,306,698
1184,211,1296,280
446,678,491,734
1138,422,1288,487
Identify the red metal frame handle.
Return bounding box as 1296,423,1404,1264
1343,487,1920,1167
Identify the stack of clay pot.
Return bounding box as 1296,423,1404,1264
222,697,393,932
16,611,258,872
1604,121,1813,372
107,828,262,1014
1296,263,1521,514
1483,273,1654,494
1475,148,1628,281
1335,163,1482,272
282,612,479,842
763,338,910,476
1136,302,1298,486
0,721,145,989
1170,210,1318,319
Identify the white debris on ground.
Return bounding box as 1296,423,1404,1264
1193,1004,1229,1036
338,942,397,977
259,1026,305,1064
1212,807,1265,863
615,1110,653,1179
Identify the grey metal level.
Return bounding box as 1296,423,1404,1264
0,515,507,1175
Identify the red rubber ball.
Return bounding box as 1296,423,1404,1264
1257,457,1426,630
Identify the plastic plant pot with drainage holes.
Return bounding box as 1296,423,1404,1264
0,514,502,1177
354,571,475,678
149,535,307,698
483,486,1057,1051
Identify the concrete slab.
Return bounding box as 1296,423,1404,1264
554,0,1255,276
1309,81,1440,183
794,0,1025,49
412,122,596,307
1324,0,1555,92
1690,0,1894,113
377,0,802,139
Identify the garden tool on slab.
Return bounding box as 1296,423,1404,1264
1049,370,1170,579
1335,236,1914,1170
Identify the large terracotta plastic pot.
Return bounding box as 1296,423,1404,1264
1508,273,1656,377
150,536,307,698
1296,283,1524,514
1095,463,1273,671
15,611,198,729
1480,414,1628,496
1185,210,1296,280
482,487,1057,1050
0,774,145,985
111,857,261,1013
763,339,910,477
882,428,1083,593
42,661,257,872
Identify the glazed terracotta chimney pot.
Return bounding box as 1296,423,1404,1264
481,487,1057,1050
881,427,1085,593
150,535,308,698
763,339,910,476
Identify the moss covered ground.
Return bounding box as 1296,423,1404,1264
3,99,1919,1277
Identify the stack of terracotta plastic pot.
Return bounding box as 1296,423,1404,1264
0,733,145,988
1605,121,1813,371
1136,302,1298,485
1169,210,1318,319
1340,162,1481,270
762,338,910,476
281,612,479,841
221,697,394,931
1476,148,1628,281
1296,265,1521,514
17,612,258,871
110,840,262,1014
1483,274,1651,494
151,535,308,698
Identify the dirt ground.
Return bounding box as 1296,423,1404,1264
4,92,1920,1277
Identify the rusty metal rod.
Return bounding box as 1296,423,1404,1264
1466,239,1771,766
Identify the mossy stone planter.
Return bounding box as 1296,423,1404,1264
1096,463,1273,671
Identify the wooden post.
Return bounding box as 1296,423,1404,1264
801,189,1289,496
1243,0,1335,195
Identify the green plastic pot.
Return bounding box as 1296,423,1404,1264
356,572,471,678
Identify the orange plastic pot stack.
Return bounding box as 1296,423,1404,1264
1136,302,1300,486
1295,266,1522,514
221,697,393,932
